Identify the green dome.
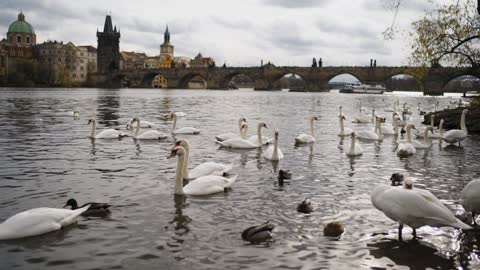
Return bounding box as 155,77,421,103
7,12,35,35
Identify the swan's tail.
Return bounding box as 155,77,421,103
215,136,225,142
60,204,91,226
453,218,473,230
216,141,229,147
119,132,129,137
224,175,238,187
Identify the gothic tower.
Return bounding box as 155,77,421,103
160,25,174,58
97,15,120,73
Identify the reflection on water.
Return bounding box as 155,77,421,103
0,88,479,270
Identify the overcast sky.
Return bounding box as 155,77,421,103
0,0,435,67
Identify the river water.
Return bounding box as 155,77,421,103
0,88,479,270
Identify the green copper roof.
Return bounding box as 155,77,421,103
8,12,35,35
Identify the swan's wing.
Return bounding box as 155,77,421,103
96,129,121,139
174,127,201,134
295,134,315,143
263,145,274,158
216,132,238,142
183,175,234,195
137,130,168,139
443,129,466,140
189,162,232,179
461,180,480,212
356,130,377,140
377,188,469,229
218,138,257,149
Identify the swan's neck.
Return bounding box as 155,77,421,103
241,125,248,139
406,126,412,143
461,111,467,133
255,125,262,144
423,128,429,144
439,121,443,137
371,110,375,123
182,144,190,178
393,117,398,134
430,116,434,128
134,122,140,138
377,120,383,139
272,135,279,160
349,136,356,153
339,116,345,133
91,120,96,138
172,116,177,131
175,154,185,195
310,119,315,137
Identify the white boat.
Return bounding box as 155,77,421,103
351,84,385,94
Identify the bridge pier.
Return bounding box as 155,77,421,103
254,79,276,90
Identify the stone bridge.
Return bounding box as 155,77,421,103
97,66,480,95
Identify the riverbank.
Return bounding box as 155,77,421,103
424,106,480,133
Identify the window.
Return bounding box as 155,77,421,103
80,66,84,70
80,53,84,56
80,59,84,63
58,58,61,62
81,74,84,78
9,36,12,42
26,37,30,44
17,36,21,43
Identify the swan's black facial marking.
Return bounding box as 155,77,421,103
88,119,93,125
167,149,178,159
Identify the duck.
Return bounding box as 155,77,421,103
297,198,313,213
175,139,232,180
346,132,363,156
460,179,480,226
390,173,404,186
88,118,128,139
247,122,272,145
167,146,237,195
216,123,260,149
172,112,201,134
323,222,345,237
241,221,275,243
131,118,168,140
73,111,80,120
0,205,90,240
278,169,292,186
215,118,247,142
126,118,156,130
371,178,471,241
412,127,433,149
160,111,186,120
264,129,284,161
396,124,416,157
338,112,354,137
442,109,469,146
295,116,319,143
63,198,111,216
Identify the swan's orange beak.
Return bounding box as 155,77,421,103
167,150,177,159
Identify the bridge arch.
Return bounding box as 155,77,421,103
271,72,307,91
384,74,422,92
112,73,130,88
220,72,255,89
179,73,208,89
142,72,169,88
443,74,480,94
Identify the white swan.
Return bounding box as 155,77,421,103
378,112,397,135
442,109,469,146
217,123,260,149
338,114,354,137
412,127,432,149
396,124,416,157
415,114,435,138
371,178,471,241
296,116,319,143
132,118,168,140
175,139,232,180
346,132,363,156
0,205,90,240
352,104,371,123
215,118,247,141
384,101,399,113
172,113,201,134
248,122,272,145
264,129,284,161
356,117,382,141
460,179,480,225
126,118,156,129
88,118,128,139
168,146,237,195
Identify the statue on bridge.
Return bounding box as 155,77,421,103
312,58,317,68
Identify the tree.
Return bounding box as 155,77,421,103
409,0,480,68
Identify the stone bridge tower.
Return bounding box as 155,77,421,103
97,15,120,73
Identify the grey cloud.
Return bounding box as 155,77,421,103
262,0,331,8
316,19,379,40
210,16,253,30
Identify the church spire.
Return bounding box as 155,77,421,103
103,15,113,33
163,25,170,45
